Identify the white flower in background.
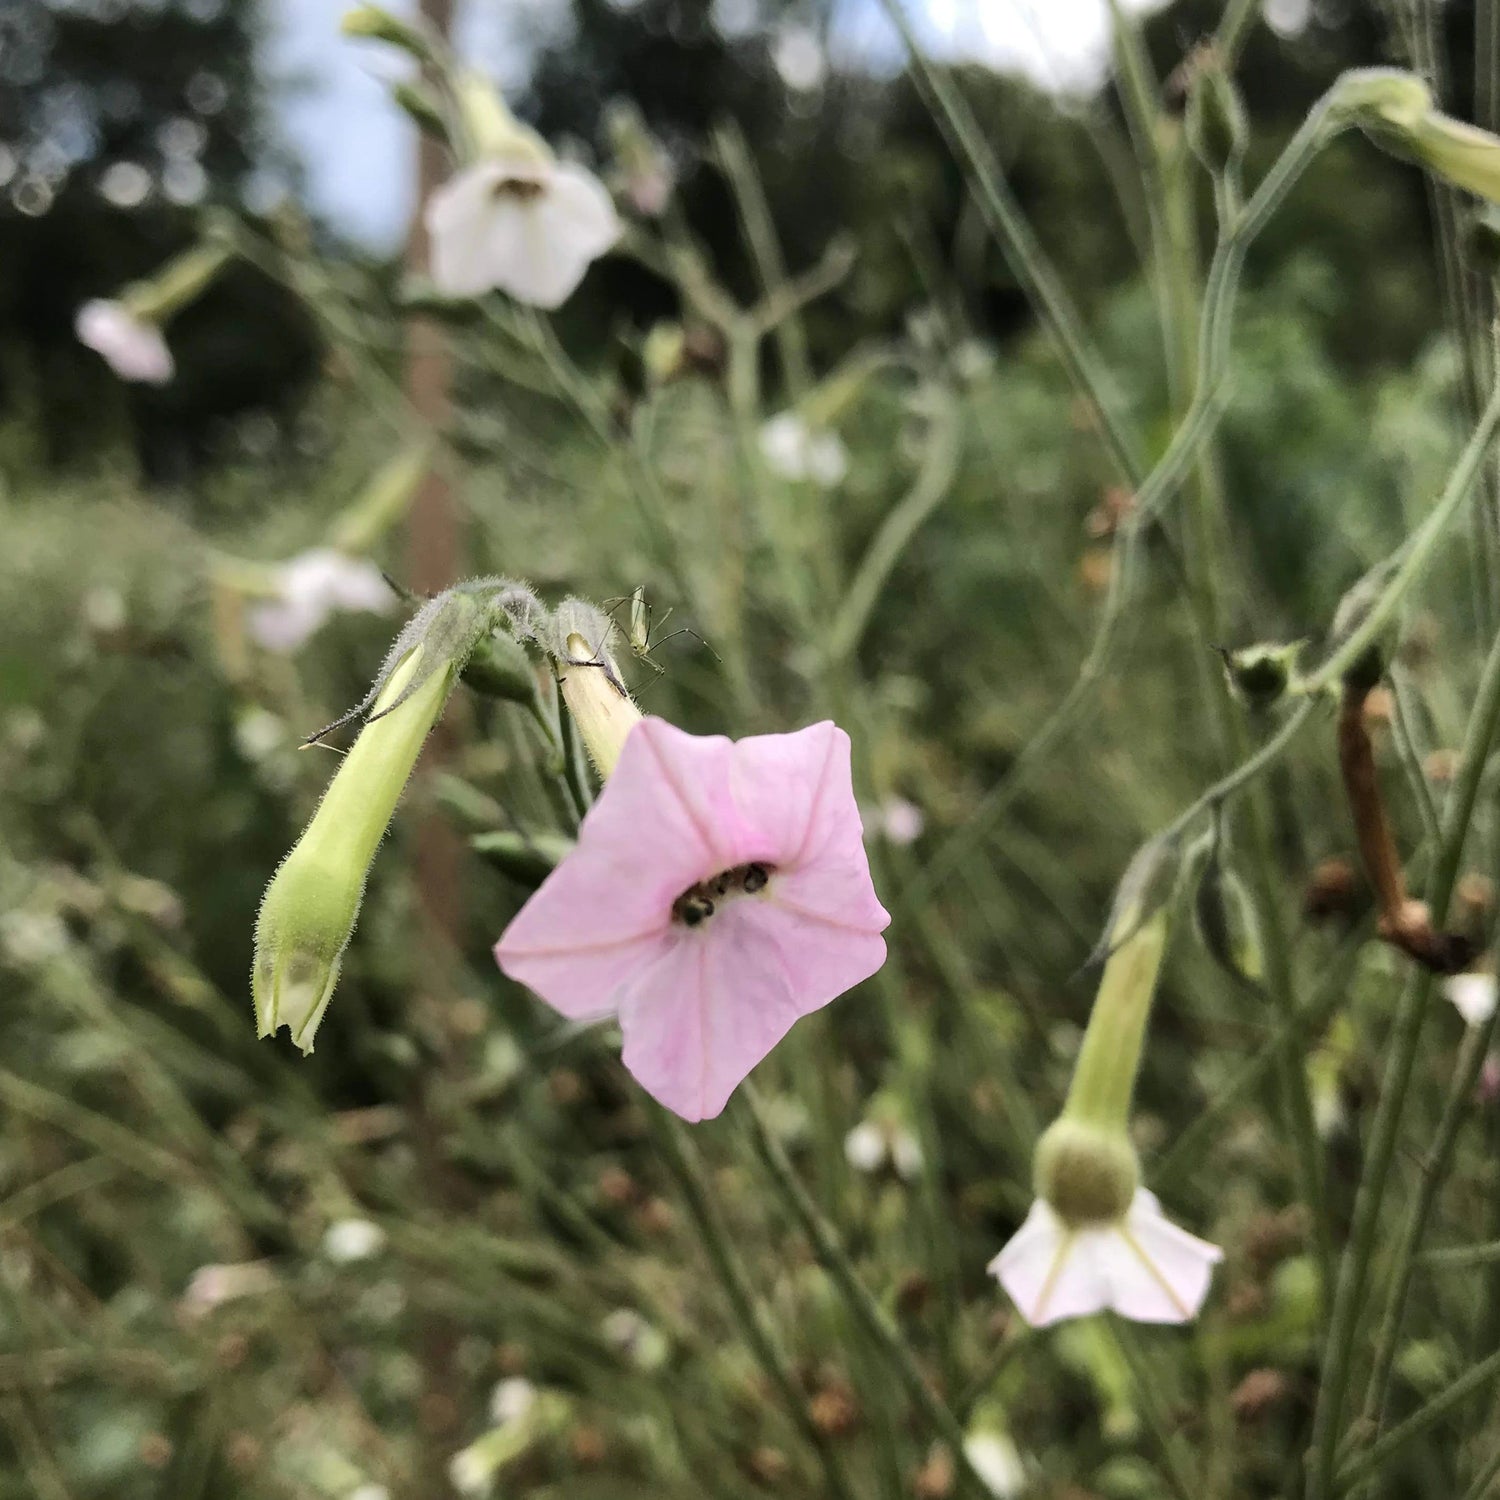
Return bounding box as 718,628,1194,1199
602,1307,670,1371
843,1111,923,1181
322,1218,387,1264
181,1260,277,1317
74,299,174,384
348,1487,390,1500
861,795,925,846
1445,971,1498,1027
446,1445,493,1497
759,410,849,487
989,1189,1222,1328
962,1430,1026,1498
0,910,70,967
426,155,621,308
488,1376,537,1427
246,548,395,654
773,24,828,93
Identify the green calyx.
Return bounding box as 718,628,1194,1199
1035,1119,1139,1229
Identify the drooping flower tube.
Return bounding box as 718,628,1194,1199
424,77,620,307
495,626,890,1121
253,641,457,1050
74,241,231,384
989,906,1223,1327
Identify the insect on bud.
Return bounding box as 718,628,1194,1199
545,598,643,779
1034,1119,1140,1229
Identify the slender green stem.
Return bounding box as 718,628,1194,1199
741,1085,991,1497
1153,928,1367,1192
823,390,962,665
1461,1441,1500,1500
1335,1346,1500,1491
895,380,1233,914
1108,1322,1200,1500
652,1112,859,1500
1350,603,1500,1458
1308,563,1500,1499
1422,1242,1500,1270
1389,670,1442,850
878,0,1149,485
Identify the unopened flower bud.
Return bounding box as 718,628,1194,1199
1034,1119,1140,1228
340,5,436,62
462,628,539,706
546,599,643,778
1331,68,1435,144
1188,821,1265,987
1219,640,1304,711
253,645,456,1050
1185,53,1247,173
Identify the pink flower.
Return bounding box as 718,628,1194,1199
495,718,890,1120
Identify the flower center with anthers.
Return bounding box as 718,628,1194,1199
672,862,774,927
491,176,547,202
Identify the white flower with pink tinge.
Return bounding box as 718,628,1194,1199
495,718,890,1121
247,549,396,654
74,300,174,384
990,1189,1222,1328
426,156,621,308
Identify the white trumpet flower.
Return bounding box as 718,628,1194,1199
759,410,849,487
989,1188,1222,1328
426,155,620,308
246,548,395,654
75,299,174,384
1445,971,1498,1027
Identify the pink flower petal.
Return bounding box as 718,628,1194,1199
617,906,804,1121
494,716,890,1114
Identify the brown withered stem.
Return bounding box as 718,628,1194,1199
1337,674,1475,974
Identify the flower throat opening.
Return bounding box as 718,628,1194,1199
672,862,774,927
492,176,547,202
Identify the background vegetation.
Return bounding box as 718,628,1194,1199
4,1,1500,1497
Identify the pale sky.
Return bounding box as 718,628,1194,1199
265,0,1170,250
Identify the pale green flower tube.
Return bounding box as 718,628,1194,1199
253,647,454,1051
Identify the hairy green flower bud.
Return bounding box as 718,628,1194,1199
253,646,455,1050
1189,826,1265,987
1035,1118,1140,1228
1186,56,1247,174
1219,640,1304,711
1330,68,1434,143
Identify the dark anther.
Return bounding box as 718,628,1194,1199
743,863,769,893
